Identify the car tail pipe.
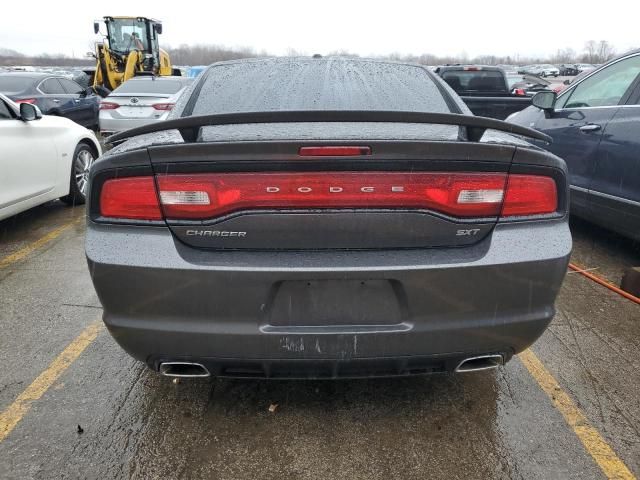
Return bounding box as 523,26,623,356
158,361,210,378
455,354,504,373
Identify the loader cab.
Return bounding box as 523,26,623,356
103,17,161,73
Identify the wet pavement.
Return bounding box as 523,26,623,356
0,202,638,480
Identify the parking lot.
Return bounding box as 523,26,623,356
0,202,638,479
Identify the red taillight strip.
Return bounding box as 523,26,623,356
155,172,511,220
97,172,558,222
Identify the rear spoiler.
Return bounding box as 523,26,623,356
105,110,552,145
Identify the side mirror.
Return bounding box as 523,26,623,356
80,86,93,97
20,103,42,121
532,91,557,112
94,21,100,34
154,23,163,35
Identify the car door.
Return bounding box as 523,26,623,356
59,78,96,127
534,55,640,217
0,98,58,213
588,70,640,239
38,77,73,119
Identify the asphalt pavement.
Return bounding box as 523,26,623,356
0,202,638,480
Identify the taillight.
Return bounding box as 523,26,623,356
100,177,162,220
98,172,557,222
15,98,36,104
501,174,557,216
99,102,120,110
513,88,526,96
155,172,510,220
152,103,174,111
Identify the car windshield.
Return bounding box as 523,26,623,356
106,18,149,53
0,76,33,94
190,59,452,115
112,79,186,95
507,75,524,87
441,70,505,92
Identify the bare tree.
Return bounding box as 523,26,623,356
597,40,615,62
583,40,598,63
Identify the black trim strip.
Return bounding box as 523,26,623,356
106,110,553,145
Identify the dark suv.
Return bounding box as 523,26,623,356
86,57,571,379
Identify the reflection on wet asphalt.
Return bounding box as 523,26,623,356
0,202,638,479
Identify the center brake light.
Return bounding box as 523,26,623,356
99,172,557,221
299,146,371,156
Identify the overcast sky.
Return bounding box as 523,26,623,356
1,0,637,59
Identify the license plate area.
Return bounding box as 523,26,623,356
267,279,403,326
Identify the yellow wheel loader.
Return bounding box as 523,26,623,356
90,16,180,96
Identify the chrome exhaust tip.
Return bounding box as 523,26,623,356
159,362,210,378
455,354,503,373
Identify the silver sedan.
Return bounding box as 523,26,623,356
99,76,193,135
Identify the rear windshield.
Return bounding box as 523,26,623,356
113,79,186,95
0,76,33,94
441,70,506,93
189,58,452,115
507,75,523,88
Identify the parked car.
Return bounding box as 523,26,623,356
0,72,100,130
0,94,101,220
99,76,193,135
435,65,532,119
537,65,560,77
518,65,559,78
558,64,579,76
575,63,596,73
86,57,571,379
508,74,555,96
509,51,640,241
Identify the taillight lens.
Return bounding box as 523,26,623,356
501,174,557,216
99,102,120,110
100,177,162,220
15,98,36,104
152,103,174,111
156,172,511,220
98,172,557,221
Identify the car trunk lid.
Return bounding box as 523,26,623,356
147,136,518,250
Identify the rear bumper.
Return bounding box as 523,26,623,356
98,116,166,134
86,220,571,377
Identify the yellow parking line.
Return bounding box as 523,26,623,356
520,349,636,480
0,322,102,443
0,219,80,270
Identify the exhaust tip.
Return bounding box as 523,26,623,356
159,362,210,378
455,354,503,373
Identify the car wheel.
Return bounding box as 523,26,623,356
60,143,96,205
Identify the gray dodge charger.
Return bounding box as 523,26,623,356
86,57,571,379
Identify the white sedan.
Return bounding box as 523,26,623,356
0,93,101,221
